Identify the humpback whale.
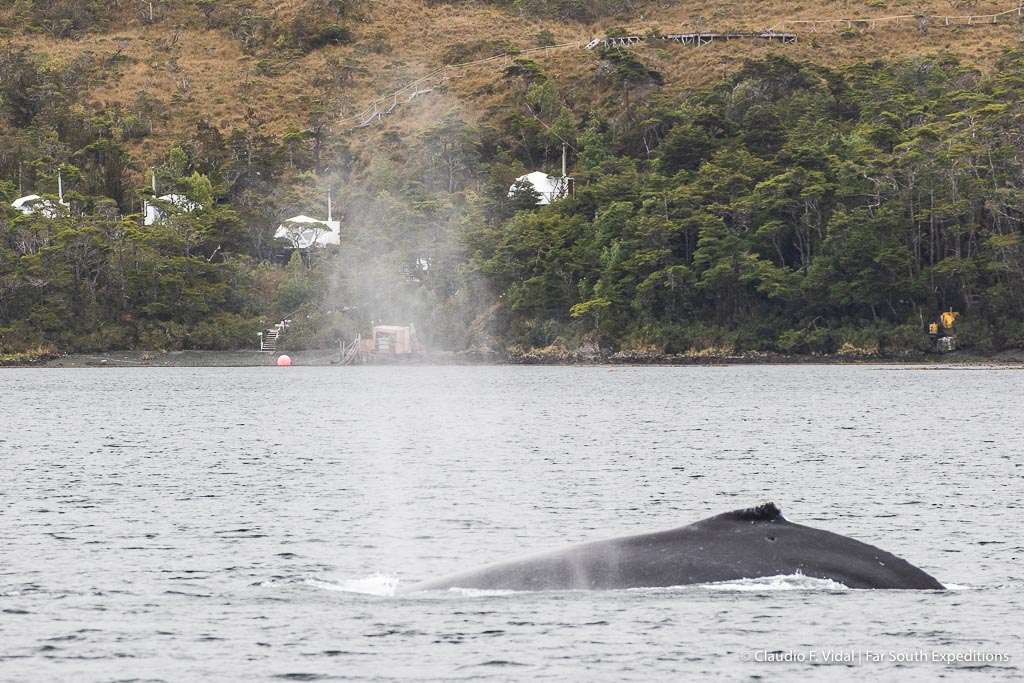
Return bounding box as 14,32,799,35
401,503,944,592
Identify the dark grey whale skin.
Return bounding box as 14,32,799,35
401,503,945,592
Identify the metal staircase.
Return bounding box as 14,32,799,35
259,320,289,352
260,328,278,352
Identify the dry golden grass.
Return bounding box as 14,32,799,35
2,0,1021,173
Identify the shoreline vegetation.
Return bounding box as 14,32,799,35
2,5,1024,362
5,347,1023,369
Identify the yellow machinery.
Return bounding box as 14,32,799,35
929,309,960,352
940,311,959,331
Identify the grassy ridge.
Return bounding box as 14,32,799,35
1,1,1021,172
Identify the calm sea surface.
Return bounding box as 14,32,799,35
1,364,1022,681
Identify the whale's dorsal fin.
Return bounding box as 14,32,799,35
726,501,783,522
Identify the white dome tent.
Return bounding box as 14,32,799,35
143,194,201,225
10,171,70,219
274,189,341,249
142,171,202,225
11,194,64,218
508,145,575,205
274,215,341,248
508,171,576,206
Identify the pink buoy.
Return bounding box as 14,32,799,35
276,354,292,366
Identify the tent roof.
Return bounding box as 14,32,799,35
11,194,42,208
11,194,64,217
280,214,325,224
524,171,555,184
153,193,199,209
509,171,569,205
144,194,201,225
274,217,340,247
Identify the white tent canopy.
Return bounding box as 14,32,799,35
274,215,341,249
11,171,70,218
144,193,201,225
508,171,572,205
11,194,66,219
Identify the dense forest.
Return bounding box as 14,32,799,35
1,0,1023,359
474,50,1024,356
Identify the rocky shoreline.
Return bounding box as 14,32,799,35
5,346,1023,368
500,347,1024,366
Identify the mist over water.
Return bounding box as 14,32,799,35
329,140,495,352
2,364,1022,680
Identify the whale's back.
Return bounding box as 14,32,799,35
401,503,945,593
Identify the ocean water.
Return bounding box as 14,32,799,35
1,364,1021,681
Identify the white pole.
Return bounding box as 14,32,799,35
327,188,333,222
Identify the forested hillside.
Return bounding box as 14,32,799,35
1,0,1023,359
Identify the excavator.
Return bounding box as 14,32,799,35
928,309,960,352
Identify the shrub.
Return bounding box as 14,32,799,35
777,325,834,354
955,317,996,353
186,313,265,350
137,321,187,351
71,324,136,352
444,39,516,65
279,17,353,54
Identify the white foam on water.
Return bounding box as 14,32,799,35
265,574,969,597
401,576,853,596
304,574,401,597
393,574,855,597
257,574,402,596
438,587,521,597
698,574,851,592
